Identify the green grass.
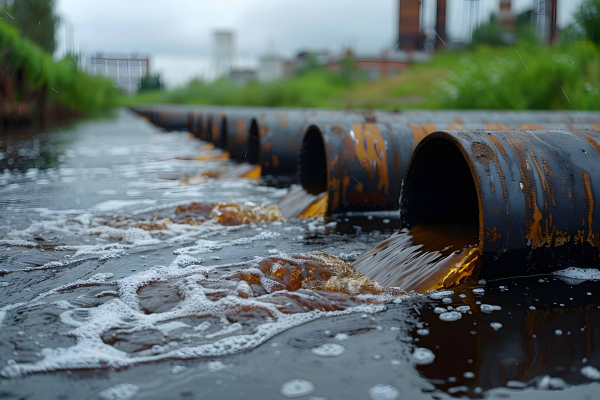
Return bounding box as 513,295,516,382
0,20,119,113
127,41,600,111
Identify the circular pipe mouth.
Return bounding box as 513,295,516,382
247,118,260,165
402,134,481,251
299,125,327,195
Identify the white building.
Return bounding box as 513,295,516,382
257,53,287,82
89,54,150,94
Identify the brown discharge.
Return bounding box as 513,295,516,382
353,225,480,293
200,143,215,151
229,252,396,296
103,200,285,232
277,186,328,219
181,164,261,184
211,201,284,226
195,152,230,161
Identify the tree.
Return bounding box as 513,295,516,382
573,0,600,43
140,74,163,92
471,15,505,47
1,0,59,54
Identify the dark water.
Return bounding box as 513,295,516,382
1,110,599,399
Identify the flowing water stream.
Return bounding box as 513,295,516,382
1,110,599,399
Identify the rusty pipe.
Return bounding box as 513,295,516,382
401,128,600,280
299,118,600,217
299,119,414,216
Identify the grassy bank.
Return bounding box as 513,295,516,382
127,42,600,111
0,20,119,113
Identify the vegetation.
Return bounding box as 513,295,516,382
128,1,600,111
0,19,119,112
1,0,59,53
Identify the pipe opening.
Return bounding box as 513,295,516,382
402,136,480,248
299,126,327,195
220,116,228,149
247,119,260,165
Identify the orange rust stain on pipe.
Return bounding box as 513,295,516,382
530,149,555,207
473,137,507,201
447,118,465,130
486,226,501,245
235,120,246,144
582,172,596,245
259,126,270,137
409,123,437,148
271,155,279,168
262,141,275,152
520,123,546,130
573,130,600,157
485,123,511,130
352,123,390,194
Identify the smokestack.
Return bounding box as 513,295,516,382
499,0,515,30
398,0,423,51
435,0,447,49
548,0,558,44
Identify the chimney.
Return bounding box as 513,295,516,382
398,0,423,51
435,0,447,49
499,0,515,30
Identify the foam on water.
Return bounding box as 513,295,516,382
554,268,600,281
0,250,411,377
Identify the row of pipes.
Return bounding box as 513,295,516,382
133,105,600,280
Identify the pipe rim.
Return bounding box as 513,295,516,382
402,130,485,255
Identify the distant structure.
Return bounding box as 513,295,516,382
258,52,287,82
89,54,150,94
326,50,430,80
230,68,257,85
397,0,424,51
499,0,515,30
213,30,235,79
535,0,558,44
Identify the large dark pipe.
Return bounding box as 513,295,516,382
186,111,203,139
247,110,368,181
222,111,256,161
300,119,414,216
401,129,600,280
299,117,600,216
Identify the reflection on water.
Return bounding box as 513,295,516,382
413,276,600,397
354,224,479,293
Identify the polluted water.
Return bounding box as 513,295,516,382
0,110,599,399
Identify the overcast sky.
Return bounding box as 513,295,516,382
56,0,585,88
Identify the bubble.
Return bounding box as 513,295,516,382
411,347,435,365
334,333,349,341
490,322,502,331
368,384,400,400
281,379,315,398
311,343,345,357
480,304,502,314
208,361,227,372
439,311,462,322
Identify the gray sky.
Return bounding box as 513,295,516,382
56,0,585,88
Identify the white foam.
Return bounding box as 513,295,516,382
368,384,400,400
490,322,502,331
429,290,454,300
411,347,435,365
311,343,345,357
207,360,227,372
0,251,389,378
480,304,502,314
581,366,600,380
281,379,315,398
334,333,349,341
93,200,156,212
554,267,600,281
439,311,462,322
